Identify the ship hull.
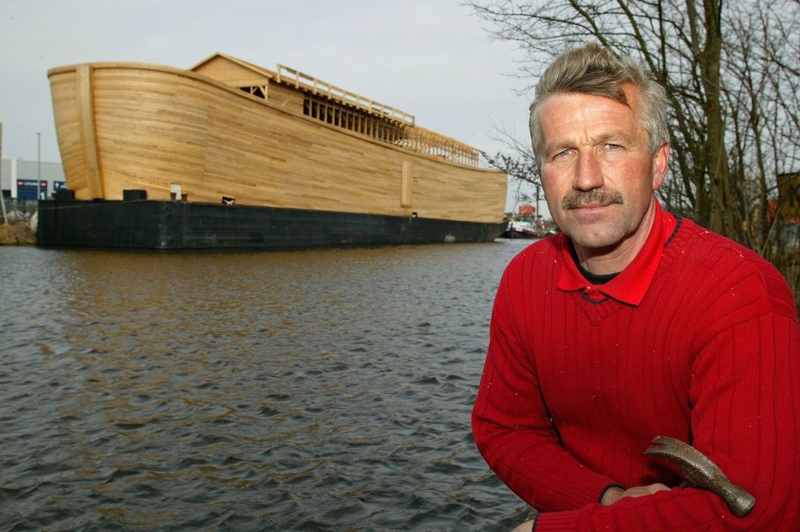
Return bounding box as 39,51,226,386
37,199,505,250
44,57,507,249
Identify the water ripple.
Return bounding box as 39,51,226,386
0,242,535,531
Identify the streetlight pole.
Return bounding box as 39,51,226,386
0,122,7,225
37,132,41,199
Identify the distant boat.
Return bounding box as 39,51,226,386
503,220,542,239
38,53,508,249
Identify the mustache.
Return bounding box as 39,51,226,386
561,189,624,210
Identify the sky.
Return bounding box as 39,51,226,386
0,0,542,213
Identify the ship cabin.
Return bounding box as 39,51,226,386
191,53,481,168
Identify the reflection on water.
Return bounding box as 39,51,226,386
0,242,533,531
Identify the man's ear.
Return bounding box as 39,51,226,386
652,143,670,191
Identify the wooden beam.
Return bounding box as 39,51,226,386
77,64,104,198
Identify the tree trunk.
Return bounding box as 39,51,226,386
701,0,743,243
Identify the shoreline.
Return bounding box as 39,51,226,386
0,222,36,245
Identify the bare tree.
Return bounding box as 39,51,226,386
467,0,800,229
467,0,800,303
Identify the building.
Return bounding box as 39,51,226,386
517,203,536,218
778,172,800,222
1,156,66,200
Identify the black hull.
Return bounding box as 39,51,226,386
36,199,505,250
501,231,542,239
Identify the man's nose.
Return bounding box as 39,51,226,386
573,151,604,190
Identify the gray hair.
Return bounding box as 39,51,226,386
529,43,670,168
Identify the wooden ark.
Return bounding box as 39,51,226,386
40,53,508,249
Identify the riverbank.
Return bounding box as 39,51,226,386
0,222,36,245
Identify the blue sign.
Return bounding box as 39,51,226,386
17,180,48,200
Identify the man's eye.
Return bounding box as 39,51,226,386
606,143,622,150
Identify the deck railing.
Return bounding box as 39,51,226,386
398,126,482,167
276,65,415,126
274,64,481,167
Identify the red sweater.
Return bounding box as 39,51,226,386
472,204,800,530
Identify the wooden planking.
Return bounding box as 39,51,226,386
401,161,413,207
77,65,104,198
193,54,482,167
192,56,274,88
263,82,304,114
275,64,415,126
49,71,89,198
49,61,507,223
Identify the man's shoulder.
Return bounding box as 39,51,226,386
669,215,770,268
507,233,565,266
666,215,796,318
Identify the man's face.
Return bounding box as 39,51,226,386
538,86,668,252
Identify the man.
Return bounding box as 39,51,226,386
472,43,800,531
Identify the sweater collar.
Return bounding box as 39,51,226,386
557,201,677,306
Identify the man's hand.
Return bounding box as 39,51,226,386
601,484,671,505
509,485,672,531
511,521,534,532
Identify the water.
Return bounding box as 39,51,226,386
0,241,535,531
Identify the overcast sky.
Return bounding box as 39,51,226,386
1,0,541,211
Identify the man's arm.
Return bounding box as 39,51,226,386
512,485,671,532
472,269,621,511
492,312,800,531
